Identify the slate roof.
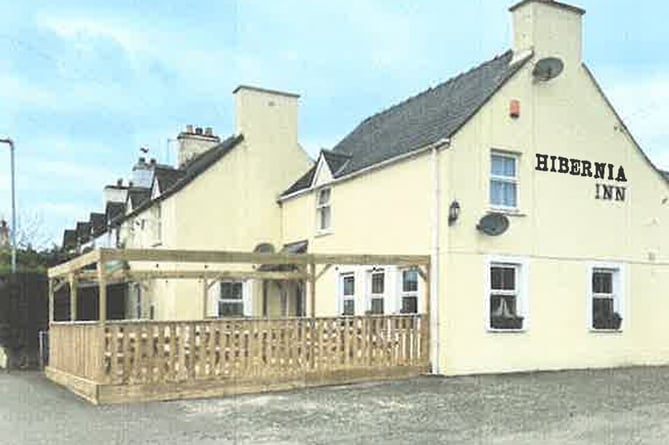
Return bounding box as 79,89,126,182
283,166,317,196
123,134,244,220
62,229,77,250
89,212,106,237
662,170,669,181
154,166,185,193
127,187,151,210
282,50,530,197
106,201,125,226
76,221,91,243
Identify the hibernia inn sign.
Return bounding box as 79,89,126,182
535,153,627,202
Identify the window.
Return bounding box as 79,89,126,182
369,270,385,314
316,188,332,231
490,152,518,209
591,268,622,330
340,273,355,316
488,262,525,330
400,269,419,314
218,281,244,317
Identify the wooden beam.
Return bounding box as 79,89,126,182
53,278,68,294
48,279,54,324
48,249,101,278
101,248,313,265
96,248,430,267
202,279,208,319
309,262,316,318
97,261,107,322
127,270,309,281
69,273,78,321
315,264,332,282
311,254,430,267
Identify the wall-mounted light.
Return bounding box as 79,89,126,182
448,200,461,226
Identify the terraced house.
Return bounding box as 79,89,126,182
59,0,669,378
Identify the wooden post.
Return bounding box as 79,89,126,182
97,261,107,322
69,273,78,321
202,279,208,319
309,262,316,318
48,278,54,324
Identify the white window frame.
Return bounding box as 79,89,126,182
587,263,625,332
490,151,519,211
367,269,386,315
484,256,529,332
316,187,332,233
339,272,355,316
399,268,420,314
218,280,245,318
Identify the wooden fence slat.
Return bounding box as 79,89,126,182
48,315,427,401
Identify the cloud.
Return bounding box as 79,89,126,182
36,14,147,55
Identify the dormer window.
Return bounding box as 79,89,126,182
316,188,331,232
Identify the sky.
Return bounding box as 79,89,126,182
0,0,668,247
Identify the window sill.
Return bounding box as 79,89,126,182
315,229,333,238
589,328,623,334
489,207,526,217
487,328,527,333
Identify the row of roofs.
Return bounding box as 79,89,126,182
62,47,669,251
61,126,245,252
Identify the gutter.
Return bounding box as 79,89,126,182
430,137,450,375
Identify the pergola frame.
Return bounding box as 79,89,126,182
48,248,431,323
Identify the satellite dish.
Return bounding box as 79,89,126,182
477,213,509,236
253,242,275,253
532,57,564,82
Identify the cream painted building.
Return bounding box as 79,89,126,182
63,0,669,376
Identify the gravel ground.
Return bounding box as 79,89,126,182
2,367,669,444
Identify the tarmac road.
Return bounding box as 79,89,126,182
1,366,669,444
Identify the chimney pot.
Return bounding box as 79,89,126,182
150,158,156,165
117,178,123,186
186,124,194,133
128,181,134,187
195,127,203,135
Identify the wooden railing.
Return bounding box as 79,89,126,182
50,315,428,386
49,322,105,381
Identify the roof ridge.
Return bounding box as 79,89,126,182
322,149,352,158
181,134,239,171
356,49,513,128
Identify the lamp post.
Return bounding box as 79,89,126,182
0,138,16,273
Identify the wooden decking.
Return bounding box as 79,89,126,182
47,315,429,404
45,248,432,404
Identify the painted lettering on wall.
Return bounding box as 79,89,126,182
535,153,627,202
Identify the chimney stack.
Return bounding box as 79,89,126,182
176,124,221,166
104,179,128,205
233,85,299,147
510,0,585,68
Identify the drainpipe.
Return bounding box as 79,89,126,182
430,138,450,375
